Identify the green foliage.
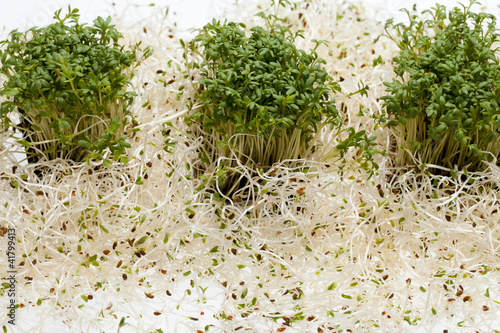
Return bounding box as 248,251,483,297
0,7,152,163
381,1,500,171
185,2,376,195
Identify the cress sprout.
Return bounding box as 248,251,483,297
184,0,377,196
381,1,500,172
0,7,152,165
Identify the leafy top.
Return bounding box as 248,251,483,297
381,0,500,168
187,11,341,145
0,7,151,162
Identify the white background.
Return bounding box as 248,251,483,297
0,0,500,34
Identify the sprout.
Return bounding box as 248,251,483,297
183,0,377,197
381,0,500,172
0,7,152,165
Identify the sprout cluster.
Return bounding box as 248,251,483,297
0,7,151,164
185,4,376,195
381,0,500,171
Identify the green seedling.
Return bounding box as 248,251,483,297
184,0,377,196
0,7,152,164
381,1,500,171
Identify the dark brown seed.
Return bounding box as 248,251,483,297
166,290,172,296
122,274,127,280
87,295,93,300
145,292,154,299
146,161,153,168
154,311,161,316
103,250,110,255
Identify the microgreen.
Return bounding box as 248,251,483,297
184,0,377,195
381,1,500,171
0,7,152,164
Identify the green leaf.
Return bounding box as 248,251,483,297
78,140,90,149
241,288,248,299
163,233,170,244
135,236,148,246
327,282,337,290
